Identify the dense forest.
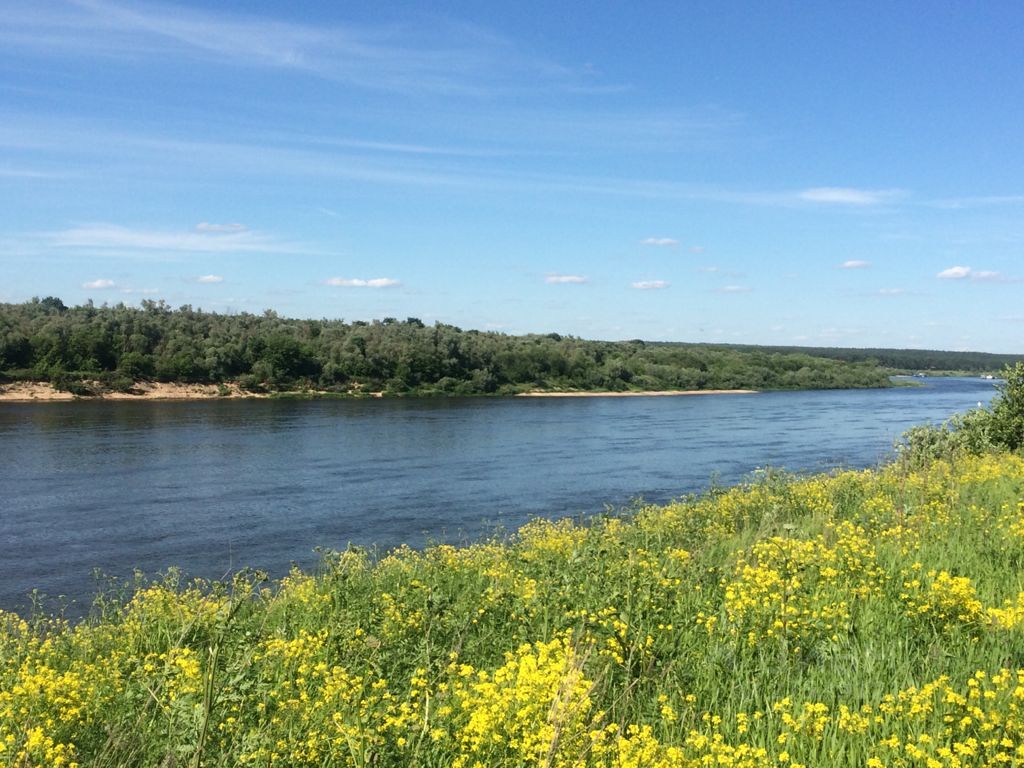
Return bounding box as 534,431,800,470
711,343,1023,373
1,298,893,395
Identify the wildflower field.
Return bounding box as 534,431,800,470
3,453,1024,767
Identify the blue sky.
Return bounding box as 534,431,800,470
2,1,1022,352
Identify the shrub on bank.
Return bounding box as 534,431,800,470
898,362,1024,465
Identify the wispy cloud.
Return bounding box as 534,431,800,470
0,166,70,179
325,277,400,288
545,274,587,284
928,195,1024,210
937,266,1006,281
689,245,705,255
0,114,908,209
298,135,511,158
798,187,903,205
698,266,747,279
841,259,870,269
877,288,906,296
195,222,246,233
510,106,746,153
639,237,678,247
632,280,669,290
3,0,582,95
196,274,224,284
48,223,297,254
82,278,115,289
718,285,750,293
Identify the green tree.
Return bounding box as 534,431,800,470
0,298,906,395
990,362,1024,450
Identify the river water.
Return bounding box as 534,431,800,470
0,377,998,612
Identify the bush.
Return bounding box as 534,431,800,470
990,362,1024,450
237,374,266,393
898,363,1024,464
949,407,998,453
50,372,97,396
898,409,994,466
117,351,154,379
98,373,139,394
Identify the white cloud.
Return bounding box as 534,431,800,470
50,223,293,254
196,274,224,283
120,287,159,295
0,1,580,96
841,259,870,269
640,237,678,247
697,266,720,273
82,278,115,289
0,167,70,179
195,222,247,233
936,266,1006,281
632,280,669,290
929,195,1024,210
689,245,705,254
545,274,587,284
325,277,400,288
799,187,901,205
718,285,750,293
878,288,906,295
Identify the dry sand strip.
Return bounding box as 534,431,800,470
515,389,758,397
0,381,268,402
0,382,759,402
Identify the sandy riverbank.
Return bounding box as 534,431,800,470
0,381,758,402
515,389,758,397
0,381,270,402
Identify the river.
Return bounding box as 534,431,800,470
0,377,998,612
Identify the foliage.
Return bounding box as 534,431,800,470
0,298,894,395
4,454,1024,766
898,362,1024,465
990,362,1024,450
898,409,996,466
717,343,1023,374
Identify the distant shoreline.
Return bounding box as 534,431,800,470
0,381,759,402
515,389,758,397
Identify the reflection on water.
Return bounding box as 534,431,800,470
0,377,998,611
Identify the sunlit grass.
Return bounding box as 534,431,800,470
3,453,1024,766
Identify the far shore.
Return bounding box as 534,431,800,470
516,389,758,397
0,381,759,403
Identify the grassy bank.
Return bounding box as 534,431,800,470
3,453,1024,767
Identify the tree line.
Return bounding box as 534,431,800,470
0,298,893,395
709,343,1023,373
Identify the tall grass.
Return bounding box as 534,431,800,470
2,453,1024,766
